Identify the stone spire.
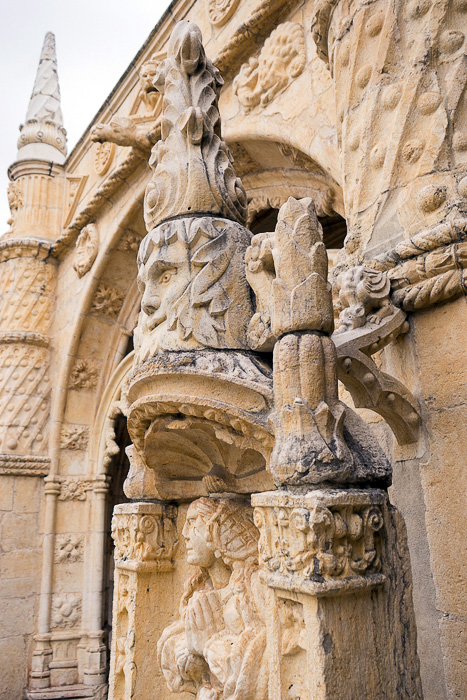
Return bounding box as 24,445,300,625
16,32,67,163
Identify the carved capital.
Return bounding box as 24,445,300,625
111,502,178,572
252,489,386,596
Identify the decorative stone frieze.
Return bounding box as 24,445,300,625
233,22,306,111
253,489,386,596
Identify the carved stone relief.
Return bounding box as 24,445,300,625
60,424,89,450
207,0,240,26
233,23,306,111
58,479,92,501
158,497,304,699
73,223,99,278
51,594,82,629
69,358,99,390
54,534,84,563
94,141,115,176
89,282,125,319
7,181,23,227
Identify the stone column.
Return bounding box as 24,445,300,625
108,502,178,699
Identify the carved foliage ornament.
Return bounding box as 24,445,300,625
51,593,82,628
111,505,178,569
144,21,248,230
54,534,84,563
233,22,306,112
73,224,99,278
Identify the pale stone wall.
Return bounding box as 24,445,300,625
0,477,43,699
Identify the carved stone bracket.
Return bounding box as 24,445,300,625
253,489,386,596
332,266,421,444
111,502,178,572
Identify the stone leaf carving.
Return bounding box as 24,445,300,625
73,223,99,278
252,490,386,595
144,21,248,230
7,181,23,227
233,22,306,112
69,358,99,390
158,497,304,700
60,424,89,450
111,504,178,568
54,534,84,563
134,217,252,359
246,197,333,348
51,593,82,629
58,479,92,501
90,282,125,319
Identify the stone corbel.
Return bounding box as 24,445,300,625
333,266,421,444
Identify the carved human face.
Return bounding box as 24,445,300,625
138,237,191,332
182,503,215,568
139,61,158,94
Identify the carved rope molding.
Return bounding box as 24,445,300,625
252,489,386,596
111,502,178,572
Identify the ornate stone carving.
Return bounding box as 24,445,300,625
138,53,165,115
73,223,99,278
69,358,99,390
133,22,253,360
94,141,115,175
246,197,391,486
332,266,421,444
0,454,50,476
144,22,247,229
54,534,84,563
208,0,240,26
58,479,92,501
60,424,89,450
7,181,23,227
90,282,125,319
134,217,252,359
111,502,178,570
51,594,82,629
158,497,303,699
233,23,306,112
253,490,386,595
91,116,160,152
117,228,144,255
334,266,396,333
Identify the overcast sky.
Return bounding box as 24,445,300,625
0,0,171,233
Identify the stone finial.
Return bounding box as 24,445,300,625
16,32,67,163
144,21,248,230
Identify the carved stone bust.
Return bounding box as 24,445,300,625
134,217,252,360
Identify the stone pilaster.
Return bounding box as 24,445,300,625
108,502,178,699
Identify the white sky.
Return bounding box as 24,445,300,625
0,0,171,232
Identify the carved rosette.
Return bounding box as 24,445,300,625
252,489,386,596
111,502,178,572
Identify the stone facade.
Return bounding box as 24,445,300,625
0,2,466,700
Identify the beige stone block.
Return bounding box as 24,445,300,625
0,576,38,599
0,477,14,511
421,406,467,618
13,476,42,513
0,550,40,580
1,512,39,551
414,297,467,411
0,636,28,699
439,614,467,700
0,595,36,637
